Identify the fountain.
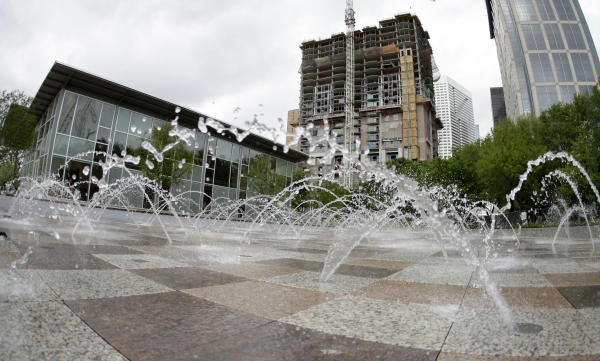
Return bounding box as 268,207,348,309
1,109,599,359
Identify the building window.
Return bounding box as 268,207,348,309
529,53,555,82
553,0,576,21
522,24,546,51
536,86,559,112
571,53,595,82
544,24,564,50
552,53,573,82
537,0,556,20
513,0,538,21
562,24,586,50
560,85,576,103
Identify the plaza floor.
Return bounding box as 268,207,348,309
0,212,599,360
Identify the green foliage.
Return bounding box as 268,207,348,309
0,90,32,128
0,163,14,189
133,123,192,191
247,155,285,196
386,87,600,215
0,101,36,183
291,170,350,210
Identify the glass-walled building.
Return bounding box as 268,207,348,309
486,0,600,119
23,63,307,212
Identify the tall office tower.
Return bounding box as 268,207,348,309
297,14,440,168
486,0,600,120
490,87,508,127
434,75,476,159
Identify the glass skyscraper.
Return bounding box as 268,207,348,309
486,0,600,119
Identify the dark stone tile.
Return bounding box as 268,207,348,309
130,267,248,289
334,263,397,278
198,321,439,361
65,291,272,361
278,247,327,255
258,258,324,272
16,244,117,270
0,252,21,267
76,245,144,255
545,272,600,287
557,286,600,309
437,353,600,360
258,258,396,278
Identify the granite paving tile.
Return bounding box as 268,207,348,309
544,272,600,287
200,262,303,279
0,301,126,360
556,285,600,308
281,296,453,350
353,280,466,305
184,280,335,320
258,258,324,272
75,244,144,254
470,273,553,288
65,291,273,361
387,263,475,286
442,307,600,356
263,271,377,295
436,352,600,360
0,270,57,302
131,267,247,289
0,252,21,268
92,253,189,269
344,258,414,270
334,263,398,278
483,257,538,274
16,245,118,270
534,261,597,274
277,246,328,254
462,287,573,309
195,321,439,361
373,249,438,262
35,269,172,300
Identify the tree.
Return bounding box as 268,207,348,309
0,104,37,182
132,123,192,206
0,90,32,129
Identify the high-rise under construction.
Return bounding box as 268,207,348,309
294,14,441,168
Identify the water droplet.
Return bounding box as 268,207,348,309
145,159,155,170
273,145,277,151
121,150,126,157
175,106,181,114
130,125,137,132
71,174,77,180
82,166,90,176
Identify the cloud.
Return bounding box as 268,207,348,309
0,0,598,141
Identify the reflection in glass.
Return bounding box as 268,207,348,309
571,53,595,82
553,53,573,82
72,96,101,140
214,158,230,187
216,138,232,160
99,103,115,128
53,134,69,156
68,138,94,161
58,92,77,134
536,86,559,111
116,108,131,132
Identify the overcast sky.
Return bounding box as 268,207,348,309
1,0,598,141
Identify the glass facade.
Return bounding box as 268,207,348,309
23,89,296,213
489,0,600,118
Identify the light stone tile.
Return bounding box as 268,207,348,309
387,263,475,286
262,271,376,295
535,262,597,274
35,270,172,300
0,301,126,360
470,273,553,288
282,296,452,350
0,270,57,302
443,307,600,356
373,249,438,262
92,253,189,269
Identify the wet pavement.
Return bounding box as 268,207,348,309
1,210,599,360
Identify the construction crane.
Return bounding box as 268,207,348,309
343,0,356,188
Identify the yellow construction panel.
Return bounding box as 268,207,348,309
403,129,409,139
410,120,417,129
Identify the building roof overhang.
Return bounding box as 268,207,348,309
29,62,308,162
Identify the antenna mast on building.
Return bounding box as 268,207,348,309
343,0,356,188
